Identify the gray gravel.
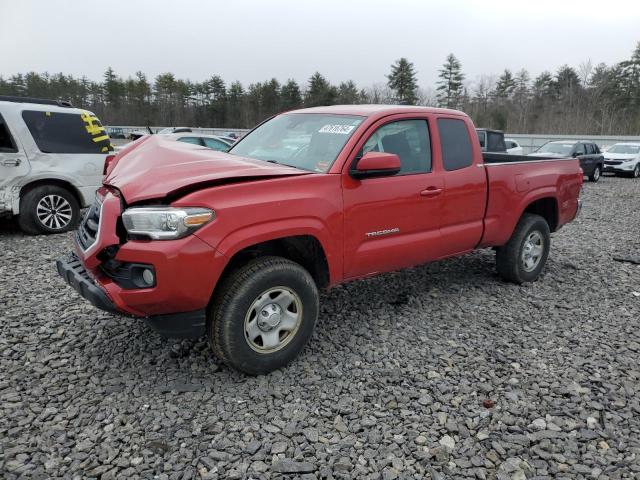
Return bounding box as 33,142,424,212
1,174,639,479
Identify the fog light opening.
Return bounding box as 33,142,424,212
142,268,155,286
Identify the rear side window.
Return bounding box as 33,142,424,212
0,113,18,153
22,110,113,154
438,118,473,170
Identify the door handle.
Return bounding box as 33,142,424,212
1,158,21,167
420,187,443,197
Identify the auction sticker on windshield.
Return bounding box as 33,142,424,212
319,124,356,134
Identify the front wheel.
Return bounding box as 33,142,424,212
496,213,551,284
588,166,601,182
631,164,640,179
208,256,319,375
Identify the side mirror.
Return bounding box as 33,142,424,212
351,151,401,179
572,151,580,158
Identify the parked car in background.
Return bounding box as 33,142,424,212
217,136,238,145
129,127,154,141
529,140,604,182
505,138,523,155
0,95,113,234
107,127,126,139
164,133,233,152
57,105,583,374
157,127,193,135
476,128,507,152
603,143,640,178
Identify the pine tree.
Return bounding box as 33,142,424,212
226,81,245,127
337,80,360,104
386,58,418,105
436,54,465,109
103,67,124,107
532,71,555,99
494,69,517,99
305,72,336,107
260,78,281,116
280,79,302,110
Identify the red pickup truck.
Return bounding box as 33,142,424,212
57,105,583,374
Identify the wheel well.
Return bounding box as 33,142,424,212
20,179,83,209
524,197,558,232
220,235,330,290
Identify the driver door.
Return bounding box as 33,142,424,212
342,115,445,279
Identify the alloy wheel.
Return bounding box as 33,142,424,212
36,195,72,230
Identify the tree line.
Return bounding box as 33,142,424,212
1,41,639,134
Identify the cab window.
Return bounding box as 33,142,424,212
438,118,473,171
358,119,431,174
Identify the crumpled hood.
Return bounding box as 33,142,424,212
104,136,310,203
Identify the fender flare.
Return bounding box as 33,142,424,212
214,217,340,284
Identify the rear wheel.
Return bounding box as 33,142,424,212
496,213,551,284
588,166,601,182
208,256,319,375
18,185,80,235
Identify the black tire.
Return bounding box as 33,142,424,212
630,164,640,179
208,256,319,375
588,165,601,182
18,185,80,235
496,213,551,284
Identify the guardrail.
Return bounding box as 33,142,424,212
106,126,640,154
105,126,250,138
506,134,640,154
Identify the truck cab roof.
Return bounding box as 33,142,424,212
286,104,467,119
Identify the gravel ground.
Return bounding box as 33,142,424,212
1,174,639,479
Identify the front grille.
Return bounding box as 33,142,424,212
77,200,101,250
605,160,623,166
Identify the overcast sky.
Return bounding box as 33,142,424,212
2,0,639,90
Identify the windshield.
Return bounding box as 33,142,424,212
536,142,574,155
608,144,640,154
229,113,364,172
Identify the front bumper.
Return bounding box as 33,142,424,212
56,252,208,338
58,189,228,338
604,162,635,173
56,253,118,314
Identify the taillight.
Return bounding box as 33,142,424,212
103,154,116,176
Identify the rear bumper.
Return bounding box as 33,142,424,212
56,252,208,338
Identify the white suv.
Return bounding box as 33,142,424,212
0,96,112,234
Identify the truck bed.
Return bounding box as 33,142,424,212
479,154,582,248
482,152,569,164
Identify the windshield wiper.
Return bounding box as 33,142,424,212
263,159,305,170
